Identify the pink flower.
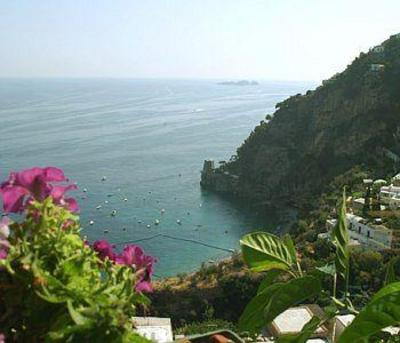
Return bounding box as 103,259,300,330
92,240,156,293
115,244,156,293
0,167,78,213
0,217,10,260
93,240,116,261
0,333,5,343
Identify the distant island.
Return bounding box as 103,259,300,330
217,80,259,86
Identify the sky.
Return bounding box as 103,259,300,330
1,0,400,81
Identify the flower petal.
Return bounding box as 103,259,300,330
93,240,115,261
50,184,77,202
64,198,79,213
43,167,66,182
0,185,29,213
135,280,153,293
0,217,10,239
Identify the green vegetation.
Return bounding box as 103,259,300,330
239,191,400,342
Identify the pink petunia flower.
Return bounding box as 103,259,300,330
115,244,156,293
93,240,116,261
0,167,78,213
92,240,156,293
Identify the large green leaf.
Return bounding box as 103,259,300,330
264,276,322,323
240,232,297,273
385,257,398,285
338,282,400,342
239,283,282,332
239,276,322,333
276,316,321,343
257,270,282,294
331,191,349,283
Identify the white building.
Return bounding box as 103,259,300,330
267,305,328,339
133,317,173,343
392,173,400,186
325,213,393,250
380,184,400,209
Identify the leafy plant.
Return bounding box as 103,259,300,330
0,167,153,342
239,190,400,342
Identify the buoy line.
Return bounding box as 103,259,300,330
114,233,234,253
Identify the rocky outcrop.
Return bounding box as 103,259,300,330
202,34,400,207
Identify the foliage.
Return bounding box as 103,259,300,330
175,319,237,336
0,167,153,342
240,190,400,342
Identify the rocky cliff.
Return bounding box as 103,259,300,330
201,34,400,207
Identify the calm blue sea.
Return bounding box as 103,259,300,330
0,79,314,276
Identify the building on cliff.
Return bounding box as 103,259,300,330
325,213,393,250
200,159,239,194
379,184,400,209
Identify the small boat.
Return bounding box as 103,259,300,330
96,205,102,210
89,220,94,226
154,219,160,225
177,219,182,225
83,188,88,193
101,176,107,181
123,198,128,202
111,210,117,217
104,200,109,204
104,229,109,233
146,224,151,228
161,208,165,214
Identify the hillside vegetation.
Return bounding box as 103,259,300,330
203,34,400,207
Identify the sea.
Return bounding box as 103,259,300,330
0,79,314,277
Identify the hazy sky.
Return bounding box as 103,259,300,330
1,0,400,81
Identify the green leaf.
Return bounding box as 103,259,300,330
282,234,297,264
331,190,349,283
67,301,94,327
264,276,322,324
257,270,282,294
240,232,297,273
338,282,400,343
316,263,336,276
239,283,282,332
276,316,321,343
384,257,398,285
239,276,322,333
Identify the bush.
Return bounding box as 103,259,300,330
0,167,154,342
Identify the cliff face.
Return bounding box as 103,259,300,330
202,34,400,206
